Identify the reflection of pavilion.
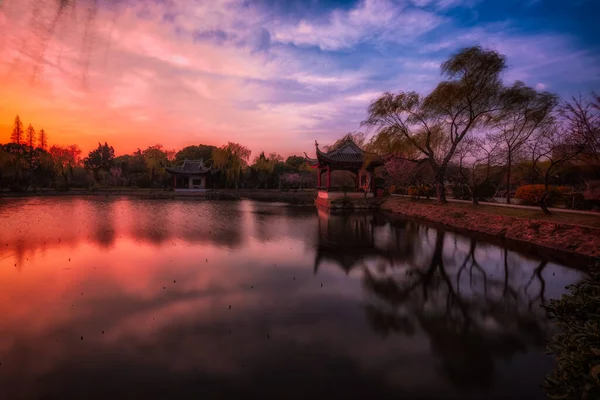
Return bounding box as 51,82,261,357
313,209,413,274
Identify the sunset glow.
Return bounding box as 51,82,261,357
1,0,598,156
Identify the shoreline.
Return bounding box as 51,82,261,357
0,188,318,204
381,198,600,266
3,191,599,265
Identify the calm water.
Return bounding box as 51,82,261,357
0,197,586,400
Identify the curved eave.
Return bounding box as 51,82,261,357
164,166,218,175
315,153,384,169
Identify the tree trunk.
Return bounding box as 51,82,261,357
505,156,511,205
62,171,69,190
435,173,447,204
471,185,478,205
539,181,551,214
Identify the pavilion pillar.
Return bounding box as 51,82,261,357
326,166,331,191
173,175,176,189
355,171,360,191
370,170,375,194
317,168,322,188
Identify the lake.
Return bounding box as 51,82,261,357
0,197,586,400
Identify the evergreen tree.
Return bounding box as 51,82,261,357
38,129,48,150
11,115,24,145
26,124,36,150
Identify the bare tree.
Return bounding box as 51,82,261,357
455,137,501,205
489,82,558,204
561,93,600,166
363,47,506,204
528,124,584,214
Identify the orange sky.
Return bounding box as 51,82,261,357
0,0,341,157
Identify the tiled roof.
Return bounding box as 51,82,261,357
305,139,383,168
164,159,219,175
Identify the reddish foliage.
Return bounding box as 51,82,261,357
515,184,566,206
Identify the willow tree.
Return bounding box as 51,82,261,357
363,46,506,203
211,142,251,189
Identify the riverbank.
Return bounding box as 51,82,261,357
0,188,318,204
382,197,600,261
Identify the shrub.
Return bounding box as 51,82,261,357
388,185,396,195
543,271,600,400
515,184,563,206
407,187,419,198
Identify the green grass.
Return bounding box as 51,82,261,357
388,197,600,229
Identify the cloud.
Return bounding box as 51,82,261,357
270,0,443,50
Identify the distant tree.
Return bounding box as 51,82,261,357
84,142,115,170
285,155,305,169
363,46,507,204
84,142,115,183
528,124,584,214
211,142,251,189
298,161,316,189
38,129,48,151
561,93,600,166
49,145,81,189
25,124,36,150
384,157,434,198
142,144,175,186
267,152,284,163
11,115,24,145
0,145,11,187
454,137,502,205
324,132,368,152
489,82,558,204
174,144,217,163
252,152,275,189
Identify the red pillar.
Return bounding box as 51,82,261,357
356,171,360,191
317,168,321,188
326,166,331,191
370,170,375,194
173,175,176,189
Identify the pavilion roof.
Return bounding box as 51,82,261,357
304,139,383,169
164,159,219,175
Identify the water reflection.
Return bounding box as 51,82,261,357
0,198,585,399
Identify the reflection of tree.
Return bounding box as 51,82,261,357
90,199,116,247
318,221,554,393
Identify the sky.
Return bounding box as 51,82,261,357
0,0,599,158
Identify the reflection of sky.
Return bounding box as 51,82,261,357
0,198,587,399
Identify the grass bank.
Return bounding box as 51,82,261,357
382,197,600,261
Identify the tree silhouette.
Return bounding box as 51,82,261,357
11,115,24,145
363,46,507,204
25,124,36,150
38,129,48,151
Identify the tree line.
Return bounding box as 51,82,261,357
0,118,318,191
356,46,599,213
2,46,599,212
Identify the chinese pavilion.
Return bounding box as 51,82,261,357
164,159,219,190
304,139,383,194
